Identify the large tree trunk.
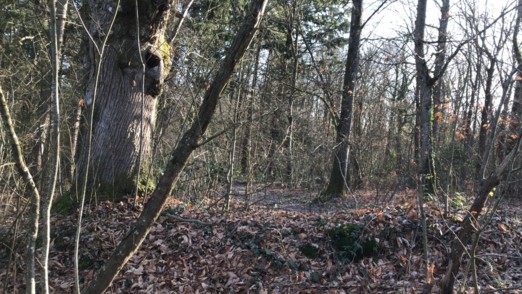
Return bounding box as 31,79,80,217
78,0,173,198
82,1,267,292
324,0,363,197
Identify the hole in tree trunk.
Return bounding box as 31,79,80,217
144,51,162,96
145,52,161,69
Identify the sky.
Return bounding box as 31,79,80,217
363,0,517,40
354,0,519,83
322,0,520,112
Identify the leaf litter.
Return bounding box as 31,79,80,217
1,189,521,293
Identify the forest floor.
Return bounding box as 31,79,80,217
1,185,522,293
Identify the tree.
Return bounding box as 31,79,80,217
323,0,363,197
476,31,506,180
413,1,451,291
508,0,522,196
439,6,521,289
77,0,176,198
82,0,267,292
41,1,68,292
414,0,450,196
441,131,522,292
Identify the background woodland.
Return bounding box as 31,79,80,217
0,0,521,293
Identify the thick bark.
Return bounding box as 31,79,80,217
78,0,173,197
82,1,267,292
324,0,363,197
0,87,41,294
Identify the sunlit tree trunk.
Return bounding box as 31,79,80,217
41,0,68,292
78,0,173,198
241,42,261,198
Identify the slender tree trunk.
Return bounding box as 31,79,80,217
414,84,421,172
224,71,244,211
82,1,267,292
41,1,68,292
477,59,495,179
394,64,410,177
464,62,480,139
441,56,519,291
512,0,522,138
0,87,41,294
69,101,82,182
285,58,296,186
351,74,363,188
267,84,285,180
241,42,261,199
431,0,450,147
414,0,433,194
78,0,173,199
324,0,363,197
166,0,195,47
30,115,49,189
284,1,299,186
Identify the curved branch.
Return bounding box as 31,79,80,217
0,88,41,294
